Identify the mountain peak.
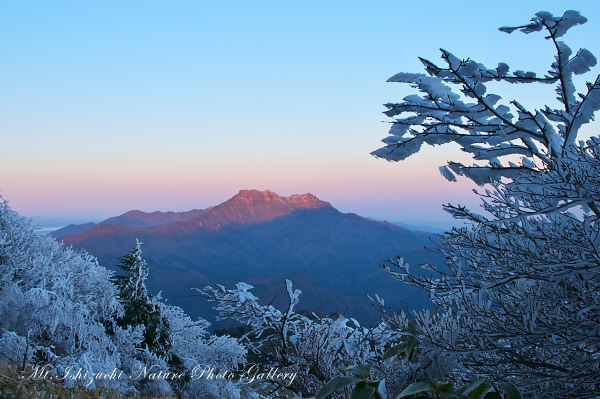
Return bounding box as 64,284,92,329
230,189,329,209
233,189,280,200
57,189,334,238
287,193,329,209
193,189,332,229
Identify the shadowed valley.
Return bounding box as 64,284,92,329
54,190,441,325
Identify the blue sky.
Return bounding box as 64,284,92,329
1,1,599,228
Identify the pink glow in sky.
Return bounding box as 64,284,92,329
2,1,599,228
3,142,480,228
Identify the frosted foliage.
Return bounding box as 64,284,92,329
0,199,252,397
203,280,422,398
129,240,149,300
375,10,600,398
374,10,600,185
116,239,149,302
0,197,129,391
385,143,600,397
158,302,250,399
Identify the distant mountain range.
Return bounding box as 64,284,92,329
51,208,207,236
54,190,442,325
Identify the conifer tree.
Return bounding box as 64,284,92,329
112,240,171,358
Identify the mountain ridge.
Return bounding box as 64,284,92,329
56,190,439,325
53,189,336,239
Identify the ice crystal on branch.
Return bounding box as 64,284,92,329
377,10,600,398
373,10,600,186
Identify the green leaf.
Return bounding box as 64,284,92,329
384,335,418,362
468,382,491,399
442,392,471,399
406,321,418,335
351,382,377,399
315,375,363,399
457,379,486,395
456,380,490,399
482,392,500,399
344,364,372,378
438,382,453,392
498,382,522,399
406,336,418,361
383,342,409,361
396,382,434,398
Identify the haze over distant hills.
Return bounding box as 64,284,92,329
54,190,441,325
51,208,207,237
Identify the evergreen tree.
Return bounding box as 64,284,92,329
112,240,171,358
0,201,249,397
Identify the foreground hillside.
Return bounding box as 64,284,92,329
0,197,251,398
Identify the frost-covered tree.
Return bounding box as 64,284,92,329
203,280,416,398
373,10,599,187
158,302,250,399
0,198,252,397
112,240,171,358
375,10,600,398
113,241,253,398
0,196,138,394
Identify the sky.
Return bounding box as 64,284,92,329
2,1,600,228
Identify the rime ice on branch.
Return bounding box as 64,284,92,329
373,10,600,186
378,11,600,398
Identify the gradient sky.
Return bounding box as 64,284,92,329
2,1,599,228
